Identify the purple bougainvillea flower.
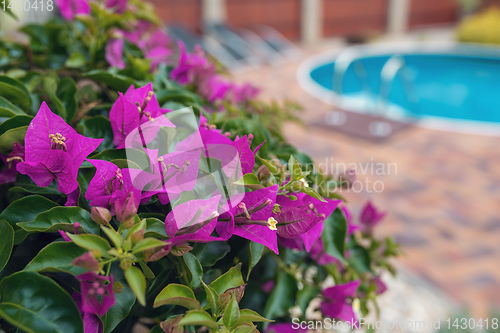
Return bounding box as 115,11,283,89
320,280,360,323
105,38,125,69
17,102,102,194
123,20,153,45
164,196,222,246
359,201,386,231
171,42,214,85
87,160,129,209
199,75,231,103
217,185,279,254
65,187,81,207
72,252,100,272
373,276,387,295
142,28,172,69
110,84,173,148
261,280,275,293
201,128,263,178
73,292,104,333
106,0,127,13
55,0,90,20
109,93,139,148
230,82,260,104
83,313,103,333
341,205,361,235
76,271,115,317
309,237,341,266
274,193,341,250
0,143,25,185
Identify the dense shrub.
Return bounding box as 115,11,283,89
0,1,398,332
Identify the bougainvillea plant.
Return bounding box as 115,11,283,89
0,1,399,332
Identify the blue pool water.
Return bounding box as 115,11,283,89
310,54,500,123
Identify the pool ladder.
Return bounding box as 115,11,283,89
329,50,420,137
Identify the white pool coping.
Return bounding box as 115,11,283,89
296,41,500,136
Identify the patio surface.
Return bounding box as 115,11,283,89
234,30,500,318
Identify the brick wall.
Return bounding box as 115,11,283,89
323,0,388,37
408,0,459,29
149,0,202,32
482,0,500,8
149,0,461,41
226,0,301,40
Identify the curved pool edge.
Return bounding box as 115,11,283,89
296,41,500,136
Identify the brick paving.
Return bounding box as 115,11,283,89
234,36,500,318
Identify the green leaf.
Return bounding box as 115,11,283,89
0,125,27,153
83,70,137,91
101,264,136,333
124,266,146,306
209,264,244,294
348,244,372,274
67,234,111,257
321,208,347,263
88,148,127,162
149,326,164,333
0,271,83,333
23,242,87,275
0,220,14,273
144,217,167,239
256,155,278,173
192,242,230,267
101,226,123,248
42,76,66,119
247,242,264,280
77,116,113,151
178,310,219,330
0,115,32,136
201,279,218,315
180,252,203,289
154,283,201,310
264,271,298,319
234,323,259,333
234,173,260,185
132,238,165,254
223,295,240,329
17,206,99,235
301,187,326,202
237,309,273,323
56,77,78,122
138,261,155,279
0,76,31,111
65,51,87,69
0,195,58,244
0,96,25,117
9,185,61,195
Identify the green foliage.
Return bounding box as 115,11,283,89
0,0,398,331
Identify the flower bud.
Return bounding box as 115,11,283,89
257,164,271,180
115,190,139,227
91,207,112,226
72,252,100,272
113,281,125,294
128,228,144,244
338,168,356,188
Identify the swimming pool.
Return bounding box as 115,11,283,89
297,42,500,135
